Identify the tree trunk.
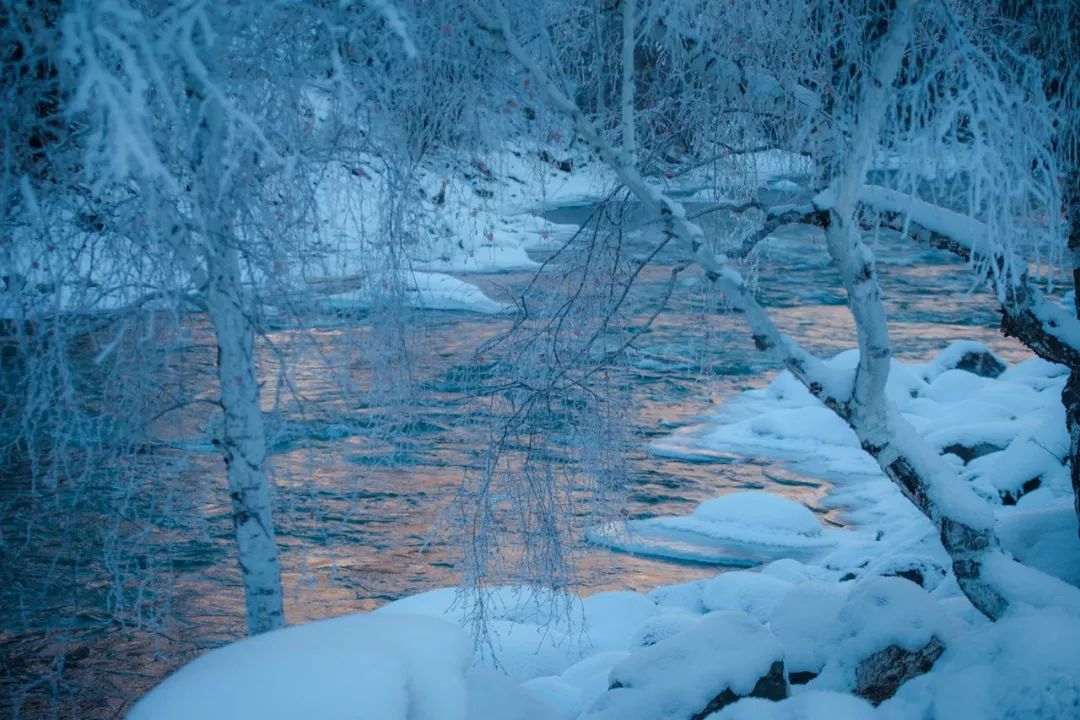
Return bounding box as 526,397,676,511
184,50,287,634
205,239,286,635
620,0,636,163
1065,168,1080,537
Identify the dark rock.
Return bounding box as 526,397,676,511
854,636,945,705
942,441,1004,463
1000,477,1042,505
954,349,1006,378
887,567,925,586
538,149,573,173
868,556,947,591
690,661,788,720
876,562,944,590
788,670,818,685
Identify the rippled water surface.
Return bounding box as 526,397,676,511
1,198,1035,716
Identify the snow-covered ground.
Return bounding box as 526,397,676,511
130,341,1080,720
1,141,810,319
297,142,807,314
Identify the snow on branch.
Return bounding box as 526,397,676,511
861,186,1080,368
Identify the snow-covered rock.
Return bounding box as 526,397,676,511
812,578,960,703
881,608,1080,720
926,340,1007,378
711,690,878,720
582,611,787,720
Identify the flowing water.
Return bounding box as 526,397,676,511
1,197,1036,717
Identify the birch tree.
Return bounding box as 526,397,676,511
56,0,313,635
6,0,510,650
9,0,403,638
469,0,1080,619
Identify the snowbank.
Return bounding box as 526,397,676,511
318,272,512,315
127,613,472,720
587,492,840,566
128,341,1080,719
637,342,1078,577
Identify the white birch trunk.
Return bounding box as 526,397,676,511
190,74,286,635
205,239,286,635
620,0,636,163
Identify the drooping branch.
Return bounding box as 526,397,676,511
469,1,843,402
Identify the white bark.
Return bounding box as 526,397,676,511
807,1,1007,618
620,0,636,163
814,2,912,443
205,238,286,635
191,75,286,636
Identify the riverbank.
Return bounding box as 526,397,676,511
129,341,1080,719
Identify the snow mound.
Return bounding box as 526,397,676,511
882,608,1080,720
582,611,785,720
702,571,794,622
320,272,510,315
127,613,472,720
377,587,663,683
692,492,828,537
465,667,560,720
587,493,839,567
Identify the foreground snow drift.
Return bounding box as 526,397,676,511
127,611,557,720
127,613,471,720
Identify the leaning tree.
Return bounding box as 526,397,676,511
465,0,1080,619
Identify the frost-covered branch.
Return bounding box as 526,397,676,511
470,0,839,398
862,185,1080,369
809,0,1018,619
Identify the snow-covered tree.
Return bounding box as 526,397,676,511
2,0,473,648
469,0,1080,619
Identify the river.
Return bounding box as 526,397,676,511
1,197,1033,718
